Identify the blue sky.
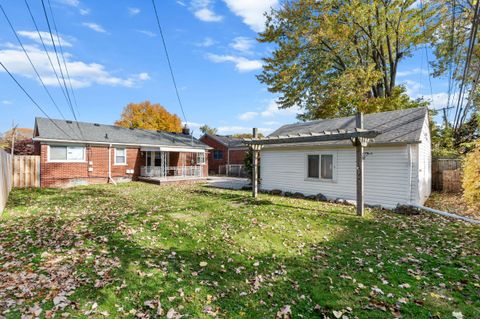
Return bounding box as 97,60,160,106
0,0,450,136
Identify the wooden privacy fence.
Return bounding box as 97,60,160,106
0,149,12,211
12,155,40,188
432,158,462,192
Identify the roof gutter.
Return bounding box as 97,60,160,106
32,137,212,150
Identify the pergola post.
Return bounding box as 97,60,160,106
355,112,364,217
252,128,259,198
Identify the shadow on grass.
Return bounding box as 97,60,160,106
193,187,357,218
1,184,479,319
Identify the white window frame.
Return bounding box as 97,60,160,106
114,148,127,165
304,151,337,182
47,145,86,163
197,152,206,165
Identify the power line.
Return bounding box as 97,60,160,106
445,0,457,124
47,0,80,118
40,0,83,138
24,0,71,111
419,1,434,99
0,4,66,119
453,0,479,130
39,0,75,119
151,0,188,124
0,61,73,139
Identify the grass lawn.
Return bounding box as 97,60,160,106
0,182,479,319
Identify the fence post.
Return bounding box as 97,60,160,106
252,128,259,198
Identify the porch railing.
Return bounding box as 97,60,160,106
140,166,203,178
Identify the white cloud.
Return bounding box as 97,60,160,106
217,125,272,135
238,100,299,120
17,31,73,47
137,72,150,81
79,8,90,15
177,1,186,6
194,8,223,22
196,37,216,47
56,0,80,7
402,79,462,110
263,120,279,126
128,7,141,16
223,0,279,32
206,53,262,72
136,30,156,37
191,0,223,22
397,68,429,77
230,36,255,53
1,100,13,105
0,43,148,89
238,111,258,120
82,22,107,34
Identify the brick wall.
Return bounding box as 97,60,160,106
40,144,141,188
199,135,247,174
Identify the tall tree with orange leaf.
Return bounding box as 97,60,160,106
115,101,182,132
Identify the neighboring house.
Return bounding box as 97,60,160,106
33,118,210,188
199,134,248,175
259,107,431,208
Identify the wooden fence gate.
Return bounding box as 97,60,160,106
12,155,40,188
432,158,462,191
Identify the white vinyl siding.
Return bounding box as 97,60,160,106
260,145,413,208
417,116,432,205
48,145,85,162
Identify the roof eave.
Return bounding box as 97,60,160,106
32,137,211,150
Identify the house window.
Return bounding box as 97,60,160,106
213,150,223,160
49,145,85,162
307,155,320,178
306,153,335,181
197,152,206,165
115,148,127,165
321,154,333,179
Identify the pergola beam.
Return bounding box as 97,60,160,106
244,129,379,146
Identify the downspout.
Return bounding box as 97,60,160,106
108,144,117,185
407,144,412,204
227,148,230,176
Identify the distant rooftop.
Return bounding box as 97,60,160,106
204,134,246,148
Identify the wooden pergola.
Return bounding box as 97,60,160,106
244,113,380,216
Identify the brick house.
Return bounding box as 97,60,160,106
199,134,248,176
33,117,211,188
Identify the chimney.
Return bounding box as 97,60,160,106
182,124,190,135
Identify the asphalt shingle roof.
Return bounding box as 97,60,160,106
34,117,209,149
268,107,428,145
208,135,246,148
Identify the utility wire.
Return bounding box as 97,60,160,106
0,4,66,119
453,0,479,130
151,0,188,124
40,0,75,119
457,1,480,128
47,0,80,118
0,61,73,139
419,1,434,99
24,0,71,111
445,0,456,124
40,0,83,138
